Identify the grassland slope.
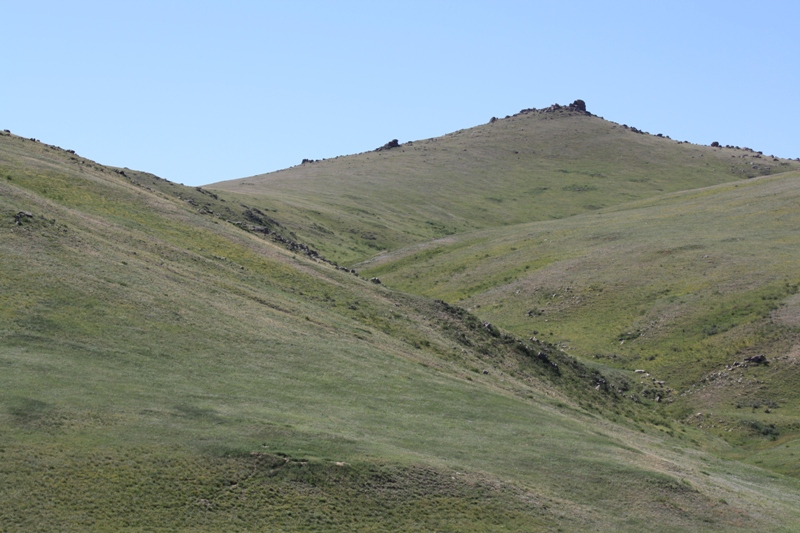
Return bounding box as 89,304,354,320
359,171,800,471
207,102,800,265
4,131,800,530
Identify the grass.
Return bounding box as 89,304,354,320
206,108,800,265
2,441,565,532
4,127,800,530
359,171,800,458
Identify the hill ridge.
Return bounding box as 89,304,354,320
206,104,800,265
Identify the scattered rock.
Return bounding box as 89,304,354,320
744,354,768,365
483,322,500,337
14,211,33,225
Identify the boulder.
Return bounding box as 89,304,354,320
568,99,587,112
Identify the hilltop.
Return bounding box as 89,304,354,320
207,100,800,265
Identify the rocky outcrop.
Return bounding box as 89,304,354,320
375,139,400,152
568,99,587,112
512,100,590,119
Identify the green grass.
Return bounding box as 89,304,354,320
1,440,565,532
4,130,800,530
359,171,800,455
206,109,800,265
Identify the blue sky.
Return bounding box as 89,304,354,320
3,1,798,186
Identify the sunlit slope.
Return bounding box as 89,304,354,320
207,104,800,264
360,171,800,452
4,134,800,530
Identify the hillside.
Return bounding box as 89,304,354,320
358,171,800,459
4,121,800,531
207,101,800,265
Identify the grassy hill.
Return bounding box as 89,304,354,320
4,117,800,531
207,102,800,265
359,171,800,468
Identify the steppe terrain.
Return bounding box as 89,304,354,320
3,102,800,531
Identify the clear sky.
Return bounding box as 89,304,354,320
3,1,798,186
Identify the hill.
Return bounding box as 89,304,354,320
4,121,800,531
358,171,800,460
206,101,800,265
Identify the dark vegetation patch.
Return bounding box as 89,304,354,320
7,397,54,426
0,444,558,532
741,420,780,439
562,184,598,192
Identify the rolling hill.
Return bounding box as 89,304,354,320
358,172,800,458
3,103,800,532
208,100,800,479
207,101,800,265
